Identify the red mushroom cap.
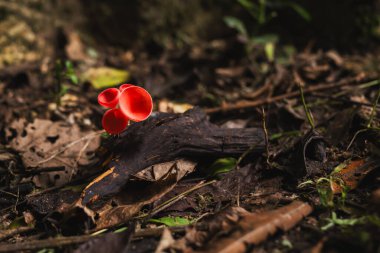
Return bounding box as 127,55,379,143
119,86,153,122
102,108,129,134
97,88,120,108
119,84,134,92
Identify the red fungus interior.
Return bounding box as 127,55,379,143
119,86,152,122
98,88,120,108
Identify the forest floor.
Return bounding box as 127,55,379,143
0,2,380,253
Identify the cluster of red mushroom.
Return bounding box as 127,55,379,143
97,84,153,134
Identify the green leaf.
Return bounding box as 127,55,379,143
64,61,79,84
82,67,130,89
286,2,311,22
207,157,237,176
67,74,79,84
264,42,275,62
223,16,248,37
237,0,255,11
149,216,191,227
101,132,111,139
251,34,278,45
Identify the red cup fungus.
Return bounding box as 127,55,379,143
119,86,153,122
119,83,134,92
97,88,120,108
102,108,129,135
98,84,153,134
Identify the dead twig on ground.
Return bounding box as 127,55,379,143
205,76,365,114
0,225,201,252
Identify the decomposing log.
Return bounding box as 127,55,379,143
80,108,265,206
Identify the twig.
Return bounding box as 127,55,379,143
0,225,200,252
298,83,315,129
19,166,65,176
311,93,380,108
36,130,104,165
334,79,380,97
0,227,34,241
237,178,240,207
346,129,368,151
367,81,380,128
0,235,93,252
234,142,260,171
0,190,17,198
261,107,270,165
204,77,363,114
69,138,92,181
13,187,19,213
137,180,216,219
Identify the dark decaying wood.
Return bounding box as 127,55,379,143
80,108,265,206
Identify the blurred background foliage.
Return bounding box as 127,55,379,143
0,0,379,72
78,0,380,49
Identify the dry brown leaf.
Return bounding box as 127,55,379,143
6,118,100,187
158,99,194,113
155,228,175,253
65,31,88,62
173,201,312,253
134,159,196,181
331,159,379,193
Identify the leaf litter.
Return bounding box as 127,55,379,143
0,3,380,252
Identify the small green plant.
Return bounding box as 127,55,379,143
298,176,348,208
321,212,380,231
298,84,315,129
224,0,310,61
206,157,237,177
54,60,79,103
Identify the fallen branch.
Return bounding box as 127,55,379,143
79,108,265,206
0,225,198,252
204,76,366,114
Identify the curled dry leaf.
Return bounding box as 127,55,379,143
173,201,312,253
6,118,101,188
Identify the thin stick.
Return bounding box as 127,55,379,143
0,225,199,252
137,180,216,219
69,138,92,181
298,84,315,129
0,227,34,241
367,82,380,128
261,107,270,165
36,130,104,165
